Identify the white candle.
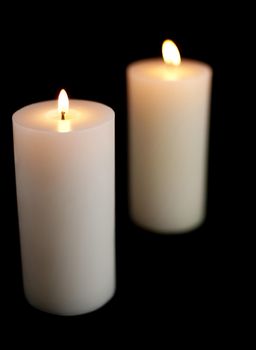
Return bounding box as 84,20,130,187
127,40,212,233
13,90,115,315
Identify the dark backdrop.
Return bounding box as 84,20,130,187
0,2,244,336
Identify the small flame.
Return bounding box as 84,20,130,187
58,89,69,117
162,40,181,65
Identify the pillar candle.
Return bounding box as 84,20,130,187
13,91,115,315
127,40,212,233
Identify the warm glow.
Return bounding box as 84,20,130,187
57,119,71,133
58,89,69,116
162,40,181,65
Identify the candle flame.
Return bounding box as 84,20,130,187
162,40,181,65
58,89,69,117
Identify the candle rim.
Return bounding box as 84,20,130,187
127,58,212,82
12,100,115,133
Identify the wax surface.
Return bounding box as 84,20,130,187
13,100,115,315
13,100,113,131
127,58,212,233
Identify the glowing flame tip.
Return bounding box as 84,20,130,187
58,89,69,115
162,40,181,66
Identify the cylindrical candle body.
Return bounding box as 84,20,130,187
127,59,212,233
13,100,115,315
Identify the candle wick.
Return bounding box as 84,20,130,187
61,111,65,120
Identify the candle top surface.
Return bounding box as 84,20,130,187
127,58,212,82
13,100,114,133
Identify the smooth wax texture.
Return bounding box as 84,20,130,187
13,100,115,315
127,58,212,233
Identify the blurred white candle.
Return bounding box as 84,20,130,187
13,90,115,315
127,40,212,233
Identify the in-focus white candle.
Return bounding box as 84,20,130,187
127,40,212,233
13,90,115,315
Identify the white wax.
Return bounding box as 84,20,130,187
13,100,115,315
127,58,212,233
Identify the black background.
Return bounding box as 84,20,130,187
0,2,246,336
